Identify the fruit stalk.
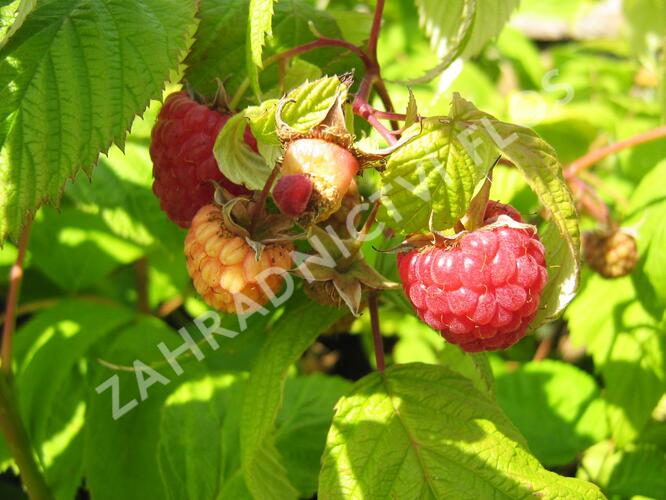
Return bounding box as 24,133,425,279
0,377,53,500
2,221,31,375
368,292,385,373
565,124,666,178
0,221,53,498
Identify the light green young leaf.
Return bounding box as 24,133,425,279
0,0,34,48
416,0,520,58
0,0,197,243
280,76,349,133
450,94,580,326
246,0,276,96
404,89,418,129
405,0,476,85
379,117,496,232
240,300,346,500
319,363,604,499
245,99,279,145
214,113,271,190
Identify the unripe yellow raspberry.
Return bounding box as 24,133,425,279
185,205,293,314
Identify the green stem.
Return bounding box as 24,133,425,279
0,376,53,500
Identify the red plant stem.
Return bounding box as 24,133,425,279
565,124,666,178
264,37,373,70
2,222,31,376
372,109,409,121
368,0,385,61
250,164,281,232
368,292,385,373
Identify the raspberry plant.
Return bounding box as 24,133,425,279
1,1,666,499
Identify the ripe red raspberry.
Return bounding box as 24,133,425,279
281,138,359,224
150,92,255,228
273,174,313,217
397,205,547,352
185,205,293,314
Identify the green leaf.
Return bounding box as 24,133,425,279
580,442,666,499
280,76,349,133
623,0,666,54
379,117,496,232
246,0,276,96
158,372,249,500
213,112,271,190
245,99,279,145
450,94,580,327
495,360,608,466
11,299,136,499
405,0,476,85
275,374,351,496
0,0,34,48
240,299,346,500
85,316,203,500
29,207,144,292
185,0,356,100
158,372,349,500
567,274,666,445
416,0,519,58
0,0,197,243
319,363,604,499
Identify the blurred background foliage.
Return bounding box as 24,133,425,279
0,0,665,498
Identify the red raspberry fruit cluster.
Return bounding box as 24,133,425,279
397,203,548,352
150,92,256,228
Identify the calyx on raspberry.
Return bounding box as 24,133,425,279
272,74,386,226
582,228,638,279
150,91,256,228
295,225,397,315
185,204,293,314
397,202,548,352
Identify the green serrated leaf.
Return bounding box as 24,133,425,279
280,76,349,133
240,299,346,500
379,117,496,232
319,363,605,499
0,0,198,243
404,89,418,128
214,112,271,190
185,0,357,100
416,0,519,58
450,94,580,326
246,99,279,145
247,0,276,96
